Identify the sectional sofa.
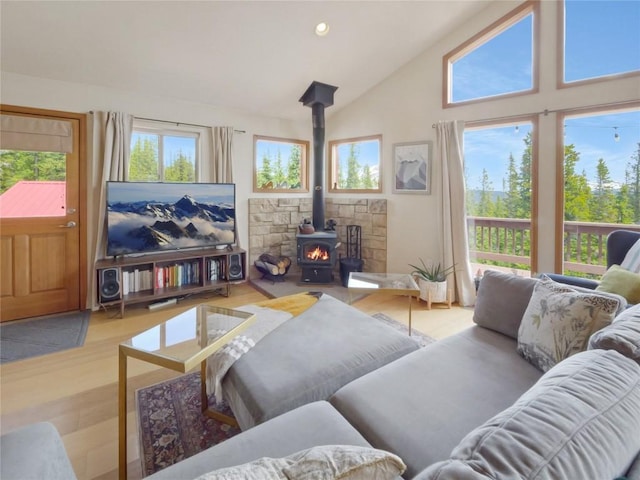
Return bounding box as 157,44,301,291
2,270,640,479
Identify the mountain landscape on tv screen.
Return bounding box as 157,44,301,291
107,194,235,255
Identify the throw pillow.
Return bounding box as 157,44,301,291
588,303,640,364
283,445,406,480
596,264,640,304
194,445,406,480
517,277,621,372
473,270,538,340
621,238,640,273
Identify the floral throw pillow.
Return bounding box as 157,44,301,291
517,278,622,372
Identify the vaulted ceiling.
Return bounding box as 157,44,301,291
1,1,491,121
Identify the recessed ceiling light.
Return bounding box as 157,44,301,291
315,22,329,36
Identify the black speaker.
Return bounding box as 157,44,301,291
228,254,243,280
100,268,121,302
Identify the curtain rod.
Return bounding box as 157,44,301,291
135,115,245,133
431,99,639,128
88,111,245,133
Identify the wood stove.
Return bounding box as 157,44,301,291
297,231,339,283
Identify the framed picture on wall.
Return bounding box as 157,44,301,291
392,141,432,194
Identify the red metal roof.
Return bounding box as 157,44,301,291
0,181,66,218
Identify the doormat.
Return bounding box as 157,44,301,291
0,310,90,363
136,372,241,476
372,312,436,347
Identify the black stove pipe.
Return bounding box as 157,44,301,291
300,81,338,232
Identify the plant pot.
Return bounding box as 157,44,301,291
418,278,448,303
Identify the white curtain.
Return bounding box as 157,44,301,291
89,111,133,307
435,120,476,307
210,127,234,183
210,126,238,246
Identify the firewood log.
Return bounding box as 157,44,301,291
255,260,278,275
259,253,281,266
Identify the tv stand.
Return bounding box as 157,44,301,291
95,247,246,317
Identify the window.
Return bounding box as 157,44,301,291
443,1,537,107
558,107,640,277
328,135,382,193
129,123,199,182
253,135,309,193
561,0,640,85
464,120,537,275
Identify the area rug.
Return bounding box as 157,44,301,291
0,310,90,363
136,372,241,477
372,312,436,347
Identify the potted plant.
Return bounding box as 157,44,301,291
409,258,455,306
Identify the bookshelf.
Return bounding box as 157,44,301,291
95,247,246,317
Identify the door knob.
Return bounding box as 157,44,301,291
58,221,77,228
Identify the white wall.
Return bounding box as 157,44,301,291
326,0,639,276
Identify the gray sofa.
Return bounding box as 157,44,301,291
3,270,640,479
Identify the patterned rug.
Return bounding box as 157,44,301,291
136,372,241,476
136,312,436,476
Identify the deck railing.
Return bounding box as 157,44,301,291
467,216,640,276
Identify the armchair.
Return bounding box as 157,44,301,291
544,229,640,290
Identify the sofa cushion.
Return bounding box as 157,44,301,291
589,303,640,364
596,264,640,304
146,401,373,480
193,445,406,480
330,326,542,479
517,277,621,372
414,349,640,480
473,270,538,340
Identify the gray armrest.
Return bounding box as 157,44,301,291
541,273,600,290
0,422,77,480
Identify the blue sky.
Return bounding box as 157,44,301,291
108,181,234,205
462,0,640,191
132,132,197,167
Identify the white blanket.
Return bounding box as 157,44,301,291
205,304,293,404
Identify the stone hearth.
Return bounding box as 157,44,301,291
248,198,387,278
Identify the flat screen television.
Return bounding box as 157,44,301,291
106,181,236,257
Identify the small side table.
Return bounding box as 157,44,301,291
347,272,420,335
118,305,255,479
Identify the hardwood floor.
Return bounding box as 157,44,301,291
0,284,474,480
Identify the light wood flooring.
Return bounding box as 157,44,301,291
0,284,474,480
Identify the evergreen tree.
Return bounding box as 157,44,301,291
616,184,634,224
563,144,591,221
518,133,532,218
361,164,374,189
130,137,159,181
273,150,286,188
164,151,194,182
589,158,617,222
0,150,66,193
286,145,301,188
477,168,494,217
258,151,273,188
504,153,520,218
345,143,361,189
625,142,640,222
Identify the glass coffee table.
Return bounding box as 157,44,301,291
118,304,255,479
347,272,420,335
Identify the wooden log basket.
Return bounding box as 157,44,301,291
255,254,291,282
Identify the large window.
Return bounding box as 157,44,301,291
328,135,382,193
561,0,640,85
558,107,640,277
129,124,199,182
444,1,537,107
464,120,536,275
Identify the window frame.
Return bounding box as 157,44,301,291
252,135,309,193
328,134,382,194
130,120,203,182
442,0,539,109
557,0,640,89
